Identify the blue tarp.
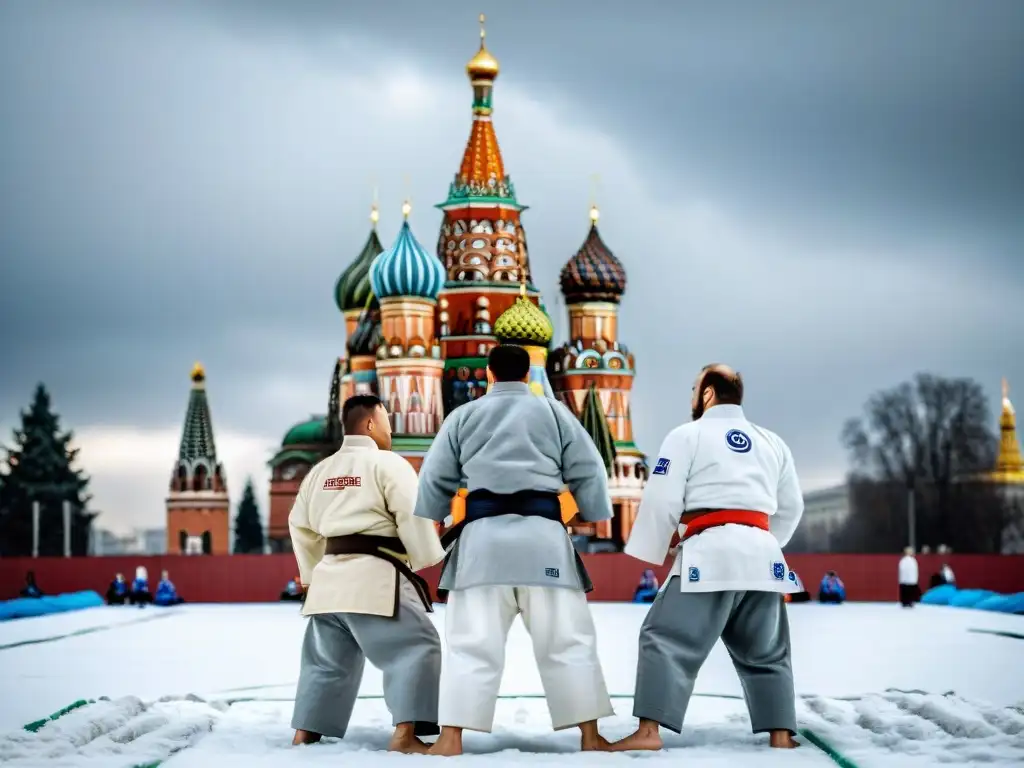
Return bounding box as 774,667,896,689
0,591,104,621
921,585,1024,614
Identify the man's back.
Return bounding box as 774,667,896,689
415,381,612,591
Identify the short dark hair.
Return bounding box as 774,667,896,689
342,394,383,432
699,365,743,405
488,344,531,382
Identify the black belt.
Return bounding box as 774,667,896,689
324,534,434,615
440,489,561,548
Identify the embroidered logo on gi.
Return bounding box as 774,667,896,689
788,570,797,583
725,429,752,454
323,476,361,490
653,457,671,475
772,562,786,580
544,567,560,578
688,567,700,582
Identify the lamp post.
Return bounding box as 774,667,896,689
907,478,917,552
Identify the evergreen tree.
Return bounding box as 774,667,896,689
233,477,265,554
0,384,95,556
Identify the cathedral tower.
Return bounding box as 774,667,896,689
166,363,230,555
548,205,646,542
337,205,384,401
436,15,541,414
370,201,447,469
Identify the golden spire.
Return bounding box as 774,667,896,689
993,377,1023,482
370,185,379,227
401,200,412,220
190,361,206,385
589,204,600,224
466,13,500,80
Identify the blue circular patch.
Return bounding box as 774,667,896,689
725,429,752,453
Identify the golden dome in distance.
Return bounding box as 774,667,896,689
466,14,499,80
190,361,206,384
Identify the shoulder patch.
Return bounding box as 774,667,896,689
653,457,671,475
772,561,786,580
688,566,700,582
725,429,752,454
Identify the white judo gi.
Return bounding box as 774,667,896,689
625,404,805,734
415,382,615,733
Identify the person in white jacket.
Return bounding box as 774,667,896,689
898,547,920,607
288,394,446,753
612,364,804,752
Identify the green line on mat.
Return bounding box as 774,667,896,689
799,727,861,768
23,699,94,732
968,627,1024,641
1,612,174,652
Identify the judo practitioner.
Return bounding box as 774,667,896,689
414,344,615,756
898,547,920,607
614,364,804,751
288,394,446,753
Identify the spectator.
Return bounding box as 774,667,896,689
130,566,153,606
19,571,43,598
632,569,659,603
279,576,305,603
818,571,846,604
928,562,956,590
898,547,920,608
154,570,185,607
106,573,128,605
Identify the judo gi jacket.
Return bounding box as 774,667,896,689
414,381,613,591
289,435,446,617
626,404,804,594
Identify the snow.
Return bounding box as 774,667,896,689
1,602,1022,766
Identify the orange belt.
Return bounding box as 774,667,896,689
450,487,578,525
680,509,770,540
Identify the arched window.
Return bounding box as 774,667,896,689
193,465,208,492
178,530,188,554
201,531,212,555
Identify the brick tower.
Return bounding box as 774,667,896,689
166,363,230,555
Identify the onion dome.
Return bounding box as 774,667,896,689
346,306,382,357
334,205,384,313
281,416,330,447
494,285,554,346
467,14,499,81
369,202,445,301
559,205,627,304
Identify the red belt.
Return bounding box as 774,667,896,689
680,509,770,541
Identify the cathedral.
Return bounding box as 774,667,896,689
262,17,649,553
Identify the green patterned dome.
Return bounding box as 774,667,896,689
282,416,329,447
334,215,384,313
494,292,554,346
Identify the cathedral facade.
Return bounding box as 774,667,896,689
263,17,648,552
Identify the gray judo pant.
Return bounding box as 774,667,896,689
633,578,796,735
291,580,442,738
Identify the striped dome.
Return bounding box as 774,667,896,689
334,228,383,312
559,224,627,304
370,221,446,301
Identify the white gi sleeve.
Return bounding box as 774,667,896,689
288,471,323,587
413,412,462,523
555,401,613,522
380,453,445,571
771,438,804,548
624,426,695,564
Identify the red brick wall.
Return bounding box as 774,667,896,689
2,553,1022,604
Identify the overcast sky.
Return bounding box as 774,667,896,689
1,0,1022,535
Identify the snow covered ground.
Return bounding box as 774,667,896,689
1,601,1022,766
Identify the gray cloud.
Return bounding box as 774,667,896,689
1,0,1022,531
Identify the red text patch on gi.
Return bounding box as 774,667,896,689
323,476,361,490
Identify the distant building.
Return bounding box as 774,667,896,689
801,483,851,551
90,527,167,556
974,379,1024,554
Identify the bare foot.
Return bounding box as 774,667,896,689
388,735,430,754
428,727,464,757
769,730,800,748
578,720,612,752
608,720,663,752
292,729,322,746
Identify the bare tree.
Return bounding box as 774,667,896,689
839,374,999,552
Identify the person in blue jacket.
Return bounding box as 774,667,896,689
154,570,185,606
129,566,153,606
19,571,44,598
106,573,129,605
632,569,660,603
818,571,846,604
